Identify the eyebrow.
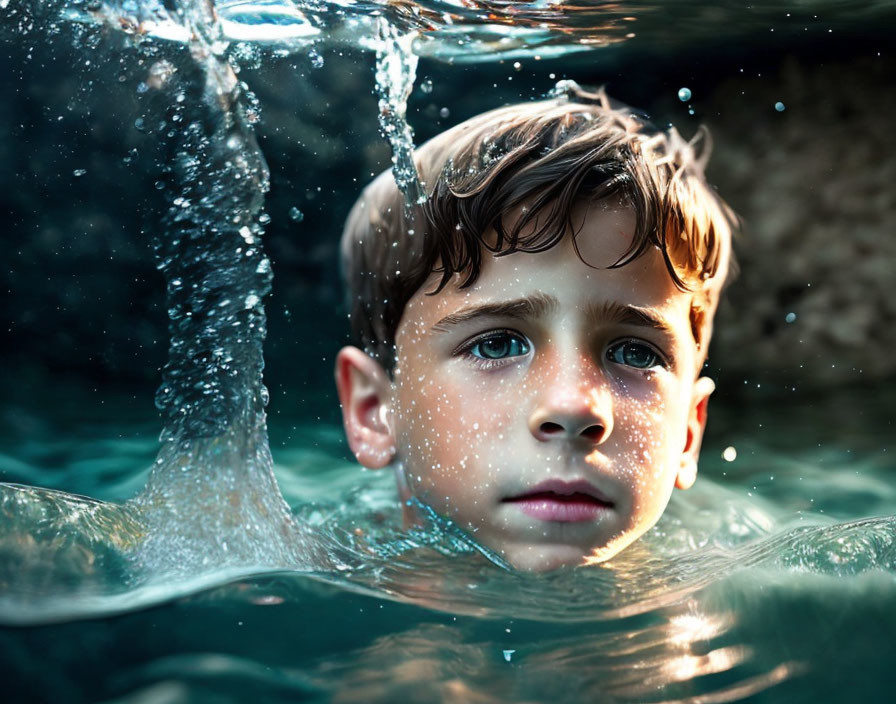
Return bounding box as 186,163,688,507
431,292,557,332
587,301,674,334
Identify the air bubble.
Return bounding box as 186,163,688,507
239,226,255,244
678,87,692,102
288,207,304,222
775,101,786,112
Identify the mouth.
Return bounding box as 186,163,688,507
502,479,614,523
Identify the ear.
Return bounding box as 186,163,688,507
675,376,715,490
335,346,396,469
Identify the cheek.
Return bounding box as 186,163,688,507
393,367,518,493
603,377,686,512
398,361,519,439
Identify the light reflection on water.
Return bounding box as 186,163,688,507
57,0,896,62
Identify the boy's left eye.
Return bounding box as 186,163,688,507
607,340,666,369
467,332,530,360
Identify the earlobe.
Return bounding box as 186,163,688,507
675,376,715,491
335,346,396,469
676,458,698,491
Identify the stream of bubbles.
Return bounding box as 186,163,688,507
0,0,427,617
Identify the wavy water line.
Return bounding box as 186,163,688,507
3,467,893,627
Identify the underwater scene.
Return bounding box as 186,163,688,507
2,0,896,701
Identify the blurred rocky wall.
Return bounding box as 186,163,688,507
706,56,896,388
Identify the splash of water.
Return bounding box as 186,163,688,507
0,0,326,607
129,0,329,576
374,18,425,207
0,0,428,617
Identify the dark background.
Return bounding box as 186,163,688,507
2,9,894,432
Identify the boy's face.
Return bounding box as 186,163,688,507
338,200,714,571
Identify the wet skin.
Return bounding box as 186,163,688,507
337,200,713,571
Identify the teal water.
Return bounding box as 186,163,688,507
2,0,896,701
2,383,895,701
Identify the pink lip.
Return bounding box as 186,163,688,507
502,479,614,523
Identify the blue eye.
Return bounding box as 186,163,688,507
468,332,530,360
608,340,665,369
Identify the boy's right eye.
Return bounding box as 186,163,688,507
465,331,531,361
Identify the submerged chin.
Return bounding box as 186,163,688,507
492,542,599,572
499,535,647,571
488,522,646,571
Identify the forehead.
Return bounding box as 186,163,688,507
400,202,691,329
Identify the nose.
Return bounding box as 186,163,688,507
528,365,613,445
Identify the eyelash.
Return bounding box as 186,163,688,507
606,338,670,371
455,329,531,370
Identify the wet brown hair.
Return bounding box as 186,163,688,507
341,83,737,373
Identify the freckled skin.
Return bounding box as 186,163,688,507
338,201,714,571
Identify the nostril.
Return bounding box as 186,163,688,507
580,425,604,442
539,422,564,436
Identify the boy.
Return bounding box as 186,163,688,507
334,83,736,571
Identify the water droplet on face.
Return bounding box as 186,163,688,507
775,101,786,112
244,294,260,309
678,87,692,102
288,207,304,222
